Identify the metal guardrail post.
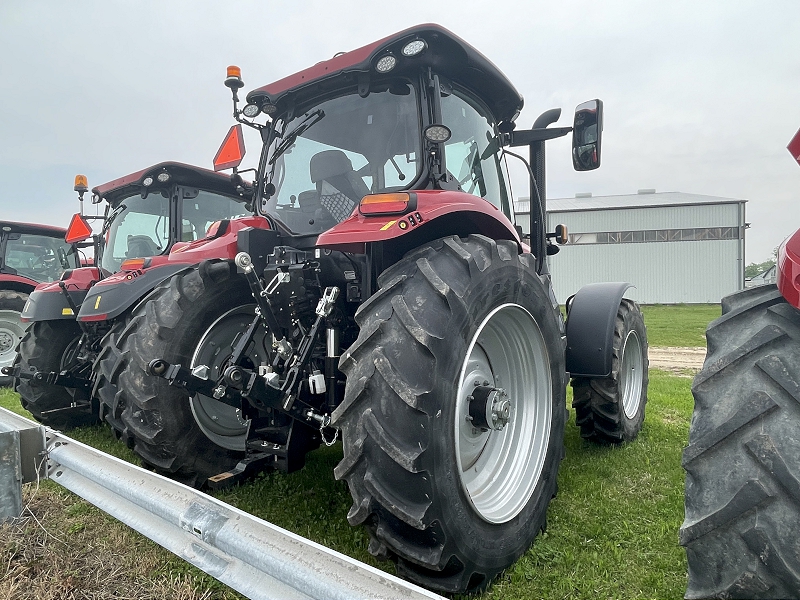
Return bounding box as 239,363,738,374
0,407,445,600
0,407,46,523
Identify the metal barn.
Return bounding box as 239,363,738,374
514,190,747,304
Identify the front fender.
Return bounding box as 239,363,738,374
565,282,634,377
315,190,520,251
77,263,192,322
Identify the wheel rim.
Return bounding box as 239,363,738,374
455,303,552,524
620,330,644,419
0,309,26,369
190,305,264,451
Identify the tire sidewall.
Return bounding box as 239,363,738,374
618,302,648,439
426,257,566,568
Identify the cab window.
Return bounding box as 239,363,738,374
441,91,513,220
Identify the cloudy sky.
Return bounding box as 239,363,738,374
1,0,798,263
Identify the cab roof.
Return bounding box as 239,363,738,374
247,23,524,124
0,221,67,237
92,162,250,205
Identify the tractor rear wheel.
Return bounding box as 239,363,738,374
571,299,648,443
99,264,252,487
93,317,134,444
681,284,800,599
0,290,28,386
332,235,566,594
15,319,97,429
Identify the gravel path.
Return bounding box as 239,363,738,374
649,346,706,373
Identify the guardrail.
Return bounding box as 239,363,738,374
0,407,445,600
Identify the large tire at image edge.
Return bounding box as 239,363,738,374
0,289,28,386
14,319,98,429
332,235,567,594
99,264,254,488
571,298,649,444
681,284,800,599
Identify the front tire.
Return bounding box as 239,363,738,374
15,320,97,429
0,290,28,386
332,235,566,594
571,299,648,443
680,285,800,599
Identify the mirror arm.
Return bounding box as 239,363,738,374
505,126,572,147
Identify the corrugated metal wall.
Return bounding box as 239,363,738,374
534,202,745,304
546,239,741,304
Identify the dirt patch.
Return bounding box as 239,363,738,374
649,346,706,375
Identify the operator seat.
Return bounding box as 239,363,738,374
126,235,160,258
308,150,370,223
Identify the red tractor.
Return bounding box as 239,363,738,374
681,133,800,598
0,221,83,384
93,24,649,593
7,163,253,431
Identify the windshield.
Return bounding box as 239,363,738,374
261,82,420,235
3,233,75,283
101,193,170,272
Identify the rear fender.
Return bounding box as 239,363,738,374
315,190,520,253
777,228,800,309
77,217,272,323
20,267,100,322
0,274,38,295
565,282,634,377
77,263,193,322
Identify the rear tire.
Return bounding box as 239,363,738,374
680,285,800,599
332,235,566,594
0,290,28,386
93,317,134,444
15,320,97,429
99,264,251,487
571,298,648,443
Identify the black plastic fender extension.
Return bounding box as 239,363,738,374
564,281,634,378
21,288,88,322
77,263,193,322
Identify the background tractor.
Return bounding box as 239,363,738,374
98,24,650,594
680,131,800,599
7,163,253,431
0,221,82,384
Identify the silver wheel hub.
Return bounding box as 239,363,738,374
455,303,552,524
0,310,26,369
190,305,264,451
620,329,644,419
467,385,512,431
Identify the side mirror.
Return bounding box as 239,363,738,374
572,99,603,171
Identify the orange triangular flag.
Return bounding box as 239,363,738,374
213,124,245,172
65,213,93,243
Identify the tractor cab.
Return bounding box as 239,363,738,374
226,24,600,267
87,162,253,274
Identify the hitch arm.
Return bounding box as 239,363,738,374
1,364,92,390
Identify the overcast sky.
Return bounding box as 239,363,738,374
1,0,798,263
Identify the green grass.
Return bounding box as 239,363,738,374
641,304,720,347
1,369,692,599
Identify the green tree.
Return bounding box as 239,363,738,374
745,247,778,279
